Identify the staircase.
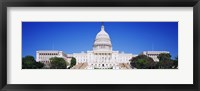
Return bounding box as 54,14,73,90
72,62,88,69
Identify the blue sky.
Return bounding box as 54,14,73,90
22,22,178,59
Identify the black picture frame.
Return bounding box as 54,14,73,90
0,0,200,91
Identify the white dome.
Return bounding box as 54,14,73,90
93,24,112,51
96,26,110,39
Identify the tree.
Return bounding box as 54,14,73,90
158,60,173,69
34,62,44,69
172,56,178,68
130,53,177,69
157,53,171,61
22,55,44,69
175,56,178,61
157,53,173,69
69,57,77,68
130,55,156,69
22,56,35,69
50,57,68,69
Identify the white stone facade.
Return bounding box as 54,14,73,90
36,51,68,68
71,51,135,69
69,24,136,69
140,51,170,62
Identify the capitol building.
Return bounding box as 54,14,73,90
36,23,169,69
